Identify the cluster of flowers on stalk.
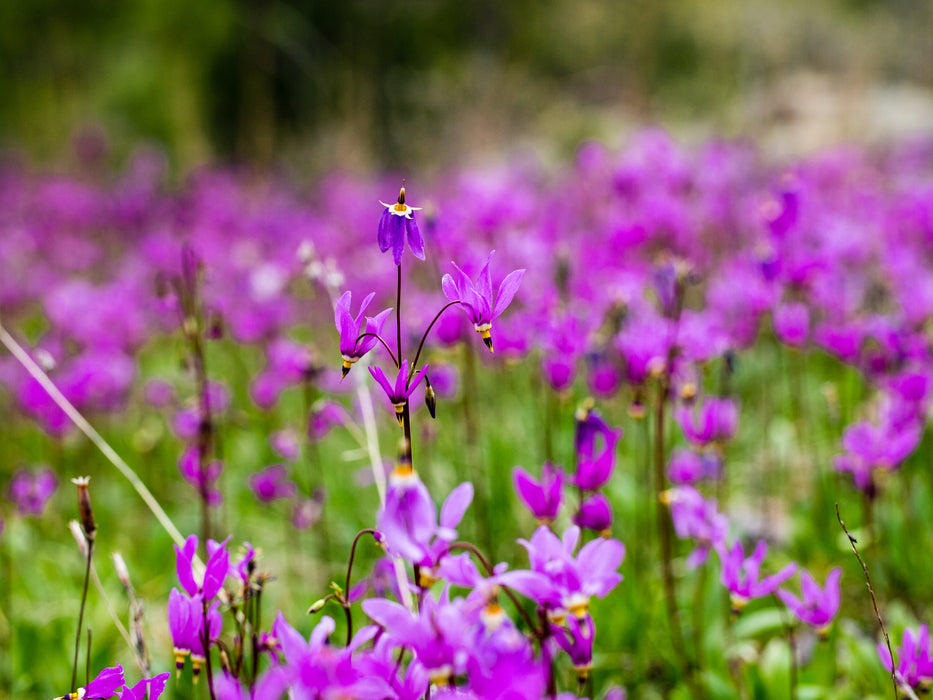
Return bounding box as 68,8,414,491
160,188,627,699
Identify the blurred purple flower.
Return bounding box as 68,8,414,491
667,448,721,485
777,567,841,634
177,446,223,506
573,493,613,534
878,625,933,691
773,302,810,347
7,466,58,516
717,539,797,611
675,396,738,446
513,463,563,523
248,464,298,504
269,429,300,460
664,486,729,568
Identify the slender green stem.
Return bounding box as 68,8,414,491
71,539,94,691
85,628,92,686
203,598,217,700
343,528,377,646
396,264,402,362
354,332,399,368
836,503,898,700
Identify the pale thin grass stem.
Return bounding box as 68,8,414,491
0,322,189,552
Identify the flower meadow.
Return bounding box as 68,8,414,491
4,130,933,699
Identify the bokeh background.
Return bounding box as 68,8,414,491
3,0,933,174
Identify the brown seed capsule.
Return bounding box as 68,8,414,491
71,476,97,541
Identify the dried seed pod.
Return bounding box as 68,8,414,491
71,476,97,541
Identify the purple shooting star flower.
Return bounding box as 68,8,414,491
513,463,564,523
777,567,841,637
369,360,429,425
378,186,424,266
335,290,393,378
717,539,797,613
442,250,525,354
118,672,171,700
55,665,125,699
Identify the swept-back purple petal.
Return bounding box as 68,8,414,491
335,291,352,330
439,482,474,531
368,365,395,397
477,251,495,303
492,269,525,319
441,274,462,303
406,364,430,398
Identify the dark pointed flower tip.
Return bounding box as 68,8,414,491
393,403,406,426
341,361,352,379
477,325,494,354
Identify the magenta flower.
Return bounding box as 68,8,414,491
667,448,721,485
248,464,298,504
573,409,621,491
335,290,393,378
773,302,810,347
513,463,564,523
363,591,473,685
55,665,125,699
118,672,170,700
777,567,841,634
878,625,933,691
664,486,729,568
717,539,797,611
552,613,596,678
7,466,58,516
368,360,429,425
378,187,424,266
675,396,739,446
833,415,922,494
442,250,525,354
518,525,625,619
377,470,473,578
574,493,613,533
177,446,223,506
174,534,231,601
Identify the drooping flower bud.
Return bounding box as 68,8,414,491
71,476,97,541
424,376,437,419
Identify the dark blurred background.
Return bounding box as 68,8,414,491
2,0,933,175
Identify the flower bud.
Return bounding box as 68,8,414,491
424,377,437,419
71,476,97,541
307,598,327,614
112,553,131,589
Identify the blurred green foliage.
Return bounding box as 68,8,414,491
2,0,932,172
